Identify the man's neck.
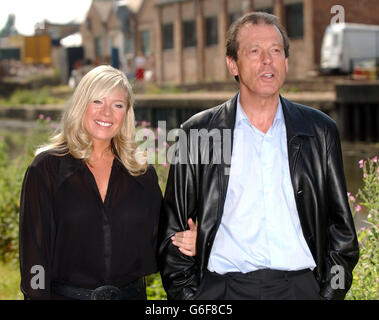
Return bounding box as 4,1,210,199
239,92,280,134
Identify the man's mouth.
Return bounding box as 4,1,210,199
263,73,274,78
95,120,113,127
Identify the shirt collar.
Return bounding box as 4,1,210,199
57,150,145,188
235,94,284,128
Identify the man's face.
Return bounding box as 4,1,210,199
226,23,288,99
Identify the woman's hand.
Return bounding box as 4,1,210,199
171,218,197,256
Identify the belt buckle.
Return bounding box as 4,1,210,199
91,285,121,300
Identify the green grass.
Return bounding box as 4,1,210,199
0,261,22,300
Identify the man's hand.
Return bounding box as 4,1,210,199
171,218,197,256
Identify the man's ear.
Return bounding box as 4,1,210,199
285,57,289,73
226,56,238,77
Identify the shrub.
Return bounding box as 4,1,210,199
0,116,51,264
0,138,24,263
0,87,65,106
346,156,379,300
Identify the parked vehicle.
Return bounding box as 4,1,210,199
320,22,379,74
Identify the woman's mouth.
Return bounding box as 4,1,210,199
95,120,113,127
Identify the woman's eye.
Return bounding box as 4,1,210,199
115,104,124,108
93,100,103,104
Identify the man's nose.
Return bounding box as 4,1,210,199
261,50,273,64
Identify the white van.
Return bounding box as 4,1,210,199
320,22,379,73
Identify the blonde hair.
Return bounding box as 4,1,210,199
37,65,147,175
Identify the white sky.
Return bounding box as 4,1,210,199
0,0,93,35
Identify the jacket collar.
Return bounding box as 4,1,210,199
216,92,314,139
212,93,238,131
280,96,314,140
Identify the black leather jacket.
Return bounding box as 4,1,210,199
158,94,359,300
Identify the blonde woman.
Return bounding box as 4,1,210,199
19,65,196,300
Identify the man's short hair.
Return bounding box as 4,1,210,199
226,11,290,61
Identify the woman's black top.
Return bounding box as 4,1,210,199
19,151,162,299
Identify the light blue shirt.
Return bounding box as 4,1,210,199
207,96,316,273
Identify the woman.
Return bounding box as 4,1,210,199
19,65,196,300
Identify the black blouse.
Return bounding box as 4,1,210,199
19,151,162,299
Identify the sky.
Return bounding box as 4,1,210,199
0,0,93,35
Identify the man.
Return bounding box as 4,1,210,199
158,12,359,300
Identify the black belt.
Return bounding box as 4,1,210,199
224,268,311,280
52,278,145,300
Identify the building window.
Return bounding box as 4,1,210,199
162,23,174,50
205,16,218,46
87,18,92,31
95,37,102,57
183,20,196,48
228,12,242,26
141,29,151,54
285,3,304,38
124,36,133,54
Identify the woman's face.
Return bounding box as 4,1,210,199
83,88,127,145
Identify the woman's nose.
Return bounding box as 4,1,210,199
101,100,112,116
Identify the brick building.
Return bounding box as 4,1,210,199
150,0,379,83
80,0,122,64
81,0,379,83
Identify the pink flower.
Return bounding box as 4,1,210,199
163,141,169,148
360,227,366,231
162,163,168,167
373,156,378,163
355,205,361,212
39,114,44,119
363,173,367,179
349,195,355,202
347,192,351,197
141,120,151,127
46,116,51,122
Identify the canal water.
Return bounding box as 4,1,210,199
1,119,378,229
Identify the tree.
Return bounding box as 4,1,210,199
0,14,18,37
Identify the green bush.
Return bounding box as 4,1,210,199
0,116,51,264
0,139,24,263
0,87,65,106
346,156,379,300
